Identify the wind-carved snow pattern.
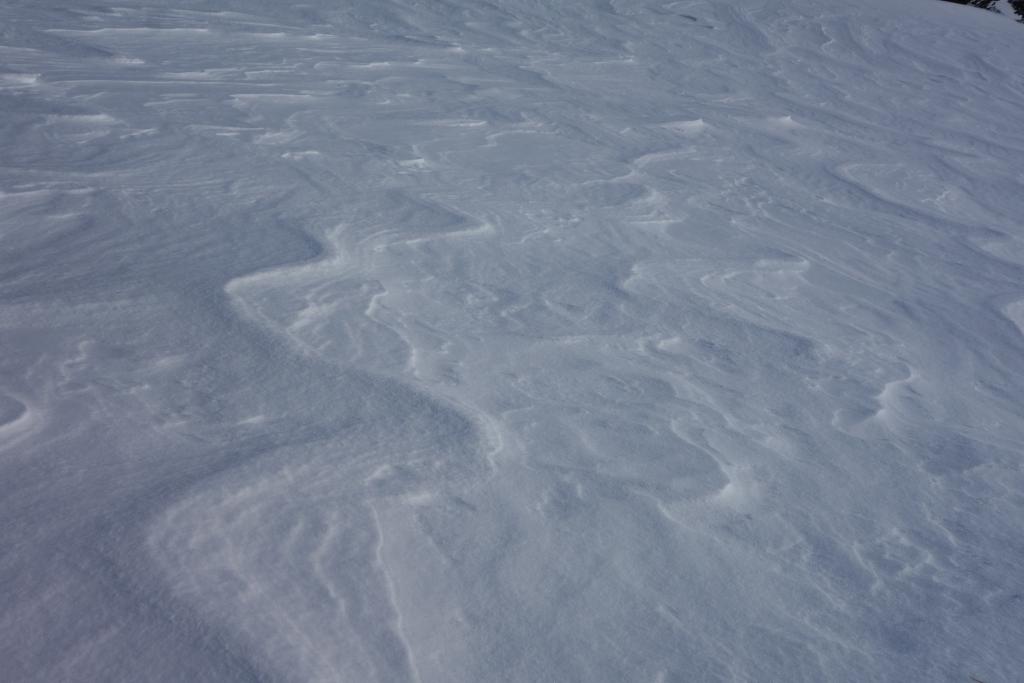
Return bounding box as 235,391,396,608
2,0,1024,681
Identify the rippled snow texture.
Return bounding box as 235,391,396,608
2,0,1024,681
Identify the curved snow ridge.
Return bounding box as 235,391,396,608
659,118,711,136
0,392,38,447
147,449,432,683
835,162,1006,227
223,223,352,357
698,256,812,302
142,216,498,681
871,365,921,427
0,72,41,88
46,27,215,37
1004,298,1024,337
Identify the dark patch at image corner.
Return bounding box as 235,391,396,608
939,0,1024,22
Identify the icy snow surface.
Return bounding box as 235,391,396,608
2,0,1024,680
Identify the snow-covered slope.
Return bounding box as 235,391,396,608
2,0,1023,680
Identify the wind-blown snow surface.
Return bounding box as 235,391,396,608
2,0,1024,680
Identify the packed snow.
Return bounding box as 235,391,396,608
2,0,1024,680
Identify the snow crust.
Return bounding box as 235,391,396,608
2,0,1024,680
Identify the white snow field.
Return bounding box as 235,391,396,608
2,0,1024,680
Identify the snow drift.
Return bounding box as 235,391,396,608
2,0,1023,680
